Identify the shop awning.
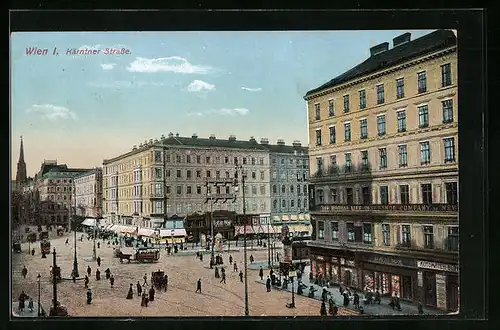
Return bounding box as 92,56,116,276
290,215,299,221
253,225,265,234
281,215,290,221
234,225,254,235
81,218,97,227
104,224,114,230
271,216,281,222
298,215,305,221
304,214,311,221
159,228,187,237
290,225,311,233
137,228,156,237
119,226,137,234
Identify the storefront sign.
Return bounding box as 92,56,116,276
417,261,458,273
316,204,458,212
417,271,423,287
435,274,447,310
370,256,415,268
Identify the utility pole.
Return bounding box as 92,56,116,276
50,248,58,316
235,164,249,316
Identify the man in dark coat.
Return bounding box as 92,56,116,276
105,268,111,280
266,276,271,292
22,266,27,279
196,278,202,293
97,256,101,267
86,289,92,304
220,272,226,284
239,271,243,282
149,286,155,301
353,292,360,309
137,281,142,297
163,275,168,292
320,301,327,316
95,269,101,281
126,284,134,299
84,275,89,289
259,267,264,280
31,248,35,256
215,266,219,278
110,274,115,288
87,266,92,277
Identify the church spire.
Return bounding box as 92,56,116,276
16,136,27,187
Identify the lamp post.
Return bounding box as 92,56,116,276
235,164,249,316
209,190,215,268
71,189,79,278
267,218,271,268
37,273,41,316
50,248,58,315
288,268,296,308
92,219,97,260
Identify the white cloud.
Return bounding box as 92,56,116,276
87,81,166,88
100,63,116,70
188,108,250,117
187,80,216,92
241,87,262,92
127,56,213,74
26,104,78,121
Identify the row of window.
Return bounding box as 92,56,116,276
314,63,453,120
272,198,308,210
317,221,458,252
315,99,454,146
159,152,266,166
271,157,308,166
46,178,73,184
272,184,308,195
316,182,458,205
316,137,456,172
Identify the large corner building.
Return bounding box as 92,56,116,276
304,30,458,312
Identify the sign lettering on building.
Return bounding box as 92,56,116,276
214,220,231,228
370,256,415,268
318,204,458,212
417,261,458,273
435,274,447,310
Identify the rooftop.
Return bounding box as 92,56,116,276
104,135,308,164
304,29,457,98
73,168,102,179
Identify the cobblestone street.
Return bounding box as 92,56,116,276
12,233,354,317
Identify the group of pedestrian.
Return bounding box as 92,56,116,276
17,291,34,313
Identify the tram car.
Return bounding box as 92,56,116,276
151,270,167,290
40,240,51,254
135,247,160,262
39,231,49,240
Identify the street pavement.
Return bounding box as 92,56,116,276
12,232,350,317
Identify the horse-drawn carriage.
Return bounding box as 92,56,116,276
116,247,160,263
117,250,133,263
151,270,168,290
56,226,65,236
13,242,22,253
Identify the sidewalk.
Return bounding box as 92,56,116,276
253,263,442,316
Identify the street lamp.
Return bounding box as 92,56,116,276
71,209,79,278
267,218,271,268
37,273,41,316
206,181,215,269
234,164,249,316
288,268,296,308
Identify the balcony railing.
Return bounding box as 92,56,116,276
311,203,458,213
311,164,372,182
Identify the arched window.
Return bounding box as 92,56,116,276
273,199,278,209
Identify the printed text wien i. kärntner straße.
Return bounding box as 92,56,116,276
25,47,131,56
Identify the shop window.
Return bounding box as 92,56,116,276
362,186,371,205
382,224,390,246
447,226,459,251
346,188,354,205
400,225,411,247
354,226,363,243
318,221,325,239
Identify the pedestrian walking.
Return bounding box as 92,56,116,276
239,271,243,282
249,255,254,263
65,238,69,245
320,300,327,316
86,289,92,304
87,265,92,277
143,273,148,286
18,291,28,312
353,292,360,309
137,281,142,297
95,269,101,281
31,248,35,256
214,266,219,278
149,286,155,301
164,275,168,292
28,298,34,312
266,276,271,292
233,262,238,272
110,274,115,288
97,256,101,267
21,266,27,279
220,272,226,284
97,242,100,249
72,274,76,283
259,266,264,280
196,278,202,293
229,255,233,264
84,275,89,289
418,301,424,315
141,292,149,307
126,284,134,299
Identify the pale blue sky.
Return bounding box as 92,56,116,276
11,30,435,178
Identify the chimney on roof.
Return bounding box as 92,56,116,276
161,134,165,140
192,133,198,139
277,139,285,146
292,140,302,147
133,145,137,150
168,132,174,138
209,134,216,140
370,42,389,56
229,135,236,141
393,32,411,48
260,138,269,145
249,136,256,143
175,133,179,137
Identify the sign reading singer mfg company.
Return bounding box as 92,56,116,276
317,204,458,212
417,261,459,273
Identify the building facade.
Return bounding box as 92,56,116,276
304,30,458,312
102,133,309,231
34,160,92,226
73,168,103,218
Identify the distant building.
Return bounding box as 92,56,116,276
102,134,310,235
15,136,28,190
73,168,103,218
304,30,458,312
34,160,92,226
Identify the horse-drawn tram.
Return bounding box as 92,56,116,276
116,247,160,263
40,240,51,254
